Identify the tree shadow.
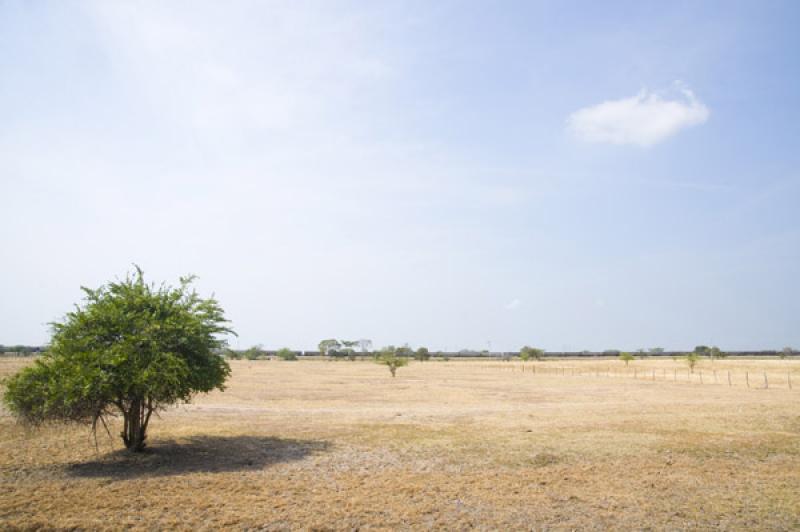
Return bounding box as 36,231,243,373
67,435,331,479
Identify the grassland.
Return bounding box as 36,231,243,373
2,357,799,530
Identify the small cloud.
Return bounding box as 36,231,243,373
505,299,521,310
567,82,709,147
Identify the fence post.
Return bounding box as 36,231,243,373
764,372,768,389
789,372,792,390
727,371,732,387
746,371,749,388
674,368,677,381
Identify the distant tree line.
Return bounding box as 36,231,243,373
0,345,44,356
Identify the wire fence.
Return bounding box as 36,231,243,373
485,363,797,390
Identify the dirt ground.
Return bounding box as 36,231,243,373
1,357,799,530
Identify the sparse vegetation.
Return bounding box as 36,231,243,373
276,348,297,361
414,347,430,361
619,352,635,366
520,346,544,361
685,352,700,373
375,346,409,377
242,345,265,360
1,357,798,530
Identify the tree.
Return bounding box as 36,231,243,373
708,346,726,359
414,347,430,361
396,345,413,358
685,352,700,373
649,347,665,355
242,345,264,360
694,345,710,356
2,268,233,452
520,346,544,361
375,346,408,377
318,339,341,357
341,340,359,361
619,352,635,366
276,348,297,361
780,346,793,359
357,339,373,353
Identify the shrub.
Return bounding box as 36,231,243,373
375,346,409,377
414,347,430,361
276,348,297,361
520,346,544,361
2,268,232,452
685,352,700,373
619,352,635,366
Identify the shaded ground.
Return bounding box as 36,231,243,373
1,358,799,530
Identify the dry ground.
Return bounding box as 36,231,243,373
1,357,799,530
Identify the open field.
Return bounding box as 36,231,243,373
2,357,799,530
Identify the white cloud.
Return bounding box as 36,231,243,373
505,299,521,310
567,83,709,147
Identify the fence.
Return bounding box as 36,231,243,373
485,363,796,391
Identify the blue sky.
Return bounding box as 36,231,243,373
1,1,798,351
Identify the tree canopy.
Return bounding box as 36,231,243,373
2,268,233,452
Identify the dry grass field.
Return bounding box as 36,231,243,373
2,357,799,530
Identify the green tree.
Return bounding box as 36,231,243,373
649,347,665,355
276,348,297,361
396,345,413,358
520,346,544,361
685,352,700,373
242,345,263,360
318,339,341,357
694,345,710,356
619,352,635,366
375,346,409,377
708,346,726,360
414,347,430,361
2,268,233,452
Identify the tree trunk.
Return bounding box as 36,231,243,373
121,398,151,452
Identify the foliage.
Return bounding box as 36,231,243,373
649,347,665,355
224,348,242,360
619,352,635,366
685,352,700,373
520,346,544,361
375,346,409,377
694,345,710,356
2,268,233,452
603,349,621,356
708,346,726,359
414,347,430,361
318,339,341,357
396,346,413,358
242,345,264,360
340,340,359,360
276,348,297,361
780,346,793,359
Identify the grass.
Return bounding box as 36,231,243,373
1,357,799,529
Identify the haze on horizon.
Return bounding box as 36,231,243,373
1,1,798,352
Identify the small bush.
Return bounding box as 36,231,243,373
619,352,634,366
276,348,297,361
520,346,544,361
685,352,700,373
375,346,409,377
414,347,430,361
